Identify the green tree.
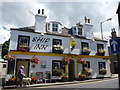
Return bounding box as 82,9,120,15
2,39,10,58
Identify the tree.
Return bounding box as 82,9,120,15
2,39,10,58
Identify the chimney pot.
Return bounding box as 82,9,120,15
38,9,40,14
42,9,44,15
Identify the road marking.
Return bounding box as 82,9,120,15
35,78,118,88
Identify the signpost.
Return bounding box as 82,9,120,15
110,38,120,89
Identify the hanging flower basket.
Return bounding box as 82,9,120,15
76,59,86,64
30,56,40,64
62,58,70,64
3,55,14,61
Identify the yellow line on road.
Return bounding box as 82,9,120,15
35,78,117,88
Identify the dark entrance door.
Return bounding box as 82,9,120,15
68,59,75,81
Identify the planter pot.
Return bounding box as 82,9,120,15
81,52,90,55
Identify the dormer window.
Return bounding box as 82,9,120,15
73,27,76,34
52,23,58,32
78,27,82,35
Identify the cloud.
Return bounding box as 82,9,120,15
1,0,119,44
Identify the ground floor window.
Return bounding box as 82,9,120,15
98,62,106,74
52,60,63,76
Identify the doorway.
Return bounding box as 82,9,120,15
16,59,30,77
68,59,75,81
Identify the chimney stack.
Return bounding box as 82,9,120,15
111,28,117,38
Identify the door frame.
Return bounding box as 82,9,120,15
15,59,30,77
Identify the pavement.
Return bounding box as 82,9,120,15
2,74,118,89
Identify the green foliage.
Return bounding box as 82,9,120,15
2,39,10,58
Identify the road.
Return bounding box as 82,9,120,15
3,78,119,90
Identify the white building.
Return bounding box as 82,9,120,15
7,9,111,82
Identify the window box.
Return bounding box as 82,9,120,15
99,68,107,75
81,47,91,55
96,49,105,56
53,45,64,54
18,45,30,52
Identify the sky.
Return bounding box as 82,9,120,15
0,0,120,44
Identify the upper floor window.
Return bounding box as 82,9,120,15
52,39,63,53
52,23,58,32
81,42,89,49
78,27,82,35
53,39,62,45
97,44,104,51
17,35,30,52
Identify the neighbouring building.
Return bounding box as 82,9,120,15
6,9,111,83
109,28,120,74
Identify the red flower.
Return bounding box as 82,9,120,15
30,56,40,64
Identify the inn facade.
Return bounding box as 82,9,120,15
6,9,111,82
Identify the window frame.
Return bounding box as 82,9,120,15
98,62,106,74
78,27,82,35
81,42,89,50
52,23,58,32
17,35,30,50
97,44,104,51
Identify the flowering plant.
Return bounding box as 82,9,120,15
82,47,91,53
61,73,69,79
62,58,70,64
53,45,64,53
18,45,29,52
9,74,16,81
52,69,64,77
30,56,40,64
96,49,105,56
99,68,107,75
4,55,14,61
76,59,86,64
78,73,86,79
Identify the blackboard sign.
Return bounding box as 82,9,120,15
36,72,43,83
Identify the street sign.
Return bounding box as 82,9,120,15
110,38,120,53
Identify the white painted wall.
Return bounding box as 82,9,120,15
10,30,109,56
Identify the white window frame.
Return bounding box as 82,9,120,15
52,23,58,32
